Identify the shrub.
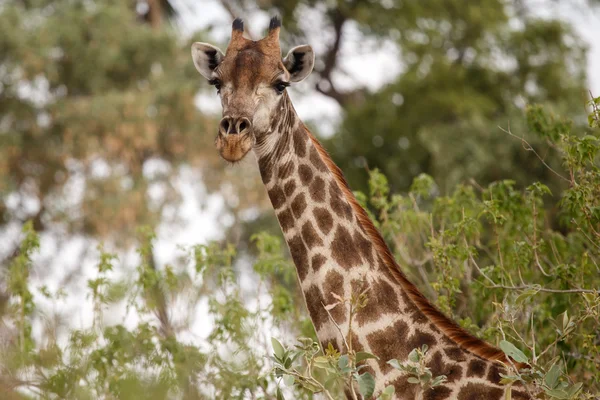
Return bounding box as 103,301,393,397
1,103,599,398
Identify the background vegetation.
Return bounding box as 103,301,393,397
0,0,599,398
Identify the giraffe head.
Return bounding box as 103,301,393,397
192,17,315,162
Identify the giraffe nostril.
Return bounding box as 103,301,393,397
220,118,231,134
239,120,247,132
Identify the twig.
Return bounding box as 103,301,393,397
498,123,570,183
321,300,358,400
321,301,350,353
467,245,598,294
485,284,598,294
531,200,551,276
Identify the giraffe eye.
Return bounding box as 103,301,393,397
208,79,222,93
274,81,290,94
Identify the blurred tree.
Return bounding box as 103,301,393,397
0,0,270,366
0,0,266,253
330,2,590,193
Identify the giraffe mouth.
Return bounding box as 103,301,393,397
215,131,254,163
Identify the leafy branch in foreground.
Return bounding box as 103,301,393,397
498,339,583,400
388,345,447,389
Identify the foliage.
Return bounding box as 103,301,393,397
0,223,307,398
0,0,263,246
351,104,600,397
2,105,599,398
322,1,591,194
388,345,447,389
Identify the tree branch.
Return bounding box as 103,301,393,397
314,10,365,107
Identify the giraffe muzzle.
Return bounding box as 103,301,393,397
215,116,254,162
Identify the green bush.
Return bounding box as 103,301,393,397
1,103,599,398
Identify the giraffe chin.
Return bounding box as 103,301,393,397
215,132,254,163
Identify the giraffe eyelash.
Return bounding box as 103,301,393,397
208,79,222,92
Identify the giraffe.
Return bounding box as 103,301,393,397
191,17,532,400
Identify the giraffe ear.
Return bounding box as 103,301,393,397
283,45,315,83
191,42,225,80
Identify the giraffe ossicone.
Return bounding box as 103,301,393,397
192,16,533,400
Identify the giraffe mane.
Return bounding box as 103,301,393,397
304,128,512,365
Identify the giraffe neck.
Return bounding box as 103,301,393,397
252,94,531,399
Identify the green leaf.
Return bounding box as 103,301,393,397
356,351,379,364
387,359,402,370
271,337,285,360
407,377,420,384
313,356,330,370
544,388,570,399
377,385,395,400
338,354,349,370
408,348,419,363
356,372,375,398
515,287,541,305
545,364,562,389
566,382,582,397
431,375,447,387
283,374,295,387
499,340,528,363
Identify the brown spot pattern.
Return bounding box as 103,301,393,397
313,207,333,235
329,182,352,219
444,347,467,362
322,269,347,325
390,375,419,399
397,286,413,310
355,279,400,326
293,129,307,157
409,305,429,324
291,193,307,219
283,180,296,197
331,226,362,269
268,187,286,209
288,235,309,280
258,156,271,184
311,254,327,272
366,320,435,375
487,364,502,384
277,160,294,180
309,176,326,202
512,391,531,399
428,351,462,383
298,164,313,185
305,285,327,331
353,231,373,264
424,386,453,400
457,383,503,400
366,320,409,373
301,221,323,248
310,145,327,172
467,358,486,378
276,209,294,233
